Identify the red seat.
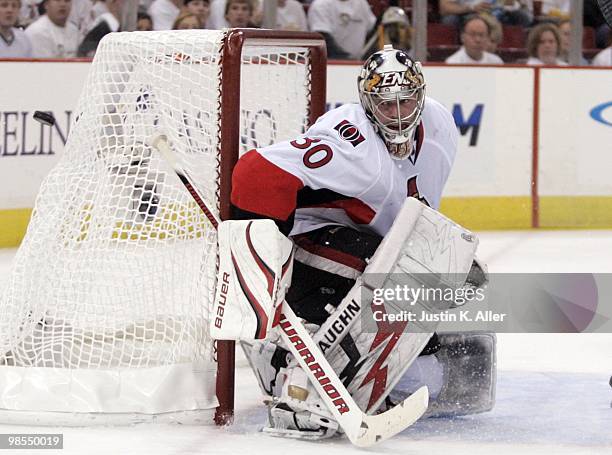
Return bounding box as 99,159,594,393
500,25,526,49
427,23,458,46
498,48,528,63
368,0,390,19
583,26,596,49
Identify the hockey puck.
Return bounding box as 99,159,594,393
33,111,56,127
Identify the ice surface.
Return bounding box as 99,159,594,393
0,232,611,454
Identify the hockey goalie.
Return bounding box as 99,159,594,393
212,45,495,442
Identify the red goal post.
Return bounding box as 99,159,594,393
215,29,327,424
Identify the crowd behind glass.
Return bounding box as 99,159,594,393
0,0,610,66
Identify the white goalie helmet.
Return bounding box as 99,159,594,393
357,44,426,160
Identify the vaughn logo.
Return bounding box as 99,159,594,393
334,120,365,147
318,299,361,353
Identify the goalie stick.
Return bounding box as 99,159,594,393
148,133,429,447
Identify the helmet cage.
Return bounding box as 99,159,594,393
364,88,424,145
357,46,426,158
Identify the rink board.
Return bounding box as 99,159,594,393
537,68,612,228
2,61,612,246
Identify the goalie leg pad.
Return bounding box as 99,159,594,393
241,339,290,399
386,354,445,403
426,331,496,417
386,332,496,418
250,199,481,440
211,219,293,341
317,198,479,413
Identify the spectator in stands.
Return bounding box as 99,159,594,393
173,10,200,27
362,6,412,59
225,0,256,28
0,0,33,56
76,0,122,56
480,11,502,53
148,0,182,30
558,19,588,65
19,0,41,28
183,0,208,28
526,22,567,65
136,11,153,30
584,0,611,48
207,0,227,28
91,0,108,20
26,0,80,57
209,0,267,29
308,0,375,59
591,44,612,66
209,0,309,30
68,0,94,40
275,0,307,31
446,14,503,64
439,0,532,27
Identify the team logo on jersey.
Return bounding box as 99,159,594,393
334,120,365,147
407,176,430,207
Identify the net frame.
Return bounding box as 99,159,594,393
0,29,327,426
214,29,326,424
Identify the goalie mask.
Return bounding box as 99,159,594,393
358,45,425,160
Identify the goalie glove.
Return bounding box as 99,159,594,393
211,219,294,341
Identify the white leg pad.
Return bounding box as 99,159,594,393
316,198,480,413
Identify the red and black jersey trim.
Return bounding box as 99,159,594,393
231,150,376,232
232,150,304,224
297,187,376,225
292,235,367,273
231,205,296,237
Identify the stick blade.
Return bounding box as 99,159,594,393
352,386,429,448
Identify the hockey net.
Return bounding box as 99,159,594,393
0,29,326,425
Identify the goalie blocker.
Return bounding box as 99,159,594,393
211,219,294,341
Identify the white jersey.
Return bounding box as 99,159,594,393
276,0,308,31
231,99,458,238
148,0,180,30
25,15,80,58
592,47,612,67
307,0,376,59
445,47,504,65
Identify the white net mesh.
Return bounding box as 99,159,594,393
0,30,313,423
